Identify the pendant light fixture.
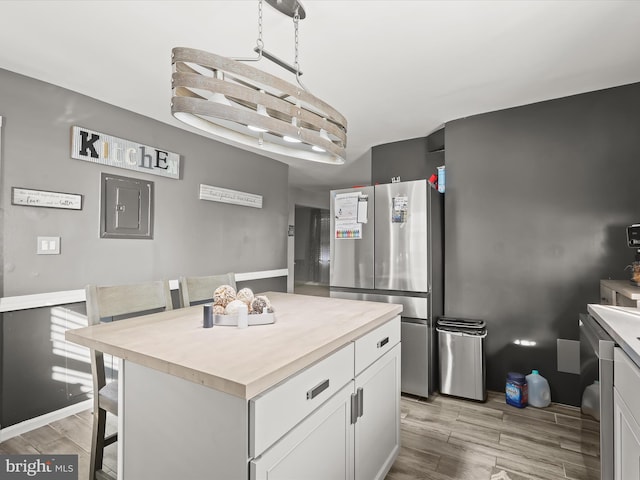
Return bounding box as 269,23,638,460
171,0,347,165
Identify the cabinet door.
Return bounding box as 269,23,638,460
614,388,640,480
354,343,401,480
251,382,354,480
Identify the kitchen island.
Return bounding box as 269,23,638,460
66,292,403,480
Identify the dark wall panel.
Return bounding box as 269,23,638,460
372,136,443,185
2,303,90,427
445,82,640,405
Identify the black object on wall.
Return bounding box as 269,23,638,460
445,82,640,406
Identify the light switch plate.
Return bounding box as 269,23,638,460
37,236,61,255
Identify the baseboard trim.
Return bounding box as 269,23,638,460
0,399,92,442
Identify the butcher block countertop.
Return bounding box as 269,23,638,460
66,292,402,399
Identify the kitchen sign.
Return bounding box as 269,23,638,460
199,184,263,209
71,126,180,179
12,187,83,210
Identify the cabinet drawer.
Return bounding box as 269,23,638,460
354,317,400,375
614,347,640,424
250,382,354,480
249,343,354,458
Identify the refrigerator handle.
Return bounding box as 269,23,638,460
427,186,433,297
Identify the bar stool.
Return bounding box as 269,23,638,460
85,280,173,480
178,272,236,307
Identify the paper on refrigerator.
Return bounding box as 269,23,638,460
334,192,368,239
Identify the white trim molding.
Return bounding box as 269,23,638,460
0,269,289,313
235,268,288,282
0,399,92,443
0,289,85,313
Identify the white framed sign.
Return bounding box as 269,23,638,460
199,184,263,209
11,187,83,210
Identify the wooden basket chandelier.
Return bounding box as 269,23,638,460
171,0,347,165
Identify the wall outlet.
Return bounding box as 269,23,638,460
37,236,61,255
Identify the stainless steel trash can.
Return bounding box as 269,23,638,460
437,317,487,401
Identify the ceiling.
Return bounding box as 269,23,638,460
1,1,640,192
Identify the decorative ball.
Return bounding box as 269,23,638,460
212,305,225,315
213,285,236,307
236,288,255,306
225,299,249,315
250,295,272,314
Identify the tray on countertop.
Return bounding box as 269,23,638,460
213,312,275,326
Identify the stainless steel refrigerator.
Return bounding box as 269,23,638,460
330,179,443,397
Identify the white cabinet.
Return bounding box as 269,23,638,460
249,343,355,458
354,343,401,480
613,389,640,480
250,317,401,480
613,347,640,480
251,382,355,480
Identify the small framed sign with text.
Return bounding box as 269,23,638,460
11,187,83,210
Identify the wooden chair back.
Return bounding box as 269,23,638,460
178,273,236,307
85,280,173,388
85,280,173,479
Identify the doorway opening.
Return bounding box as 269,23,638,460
293,206,330,297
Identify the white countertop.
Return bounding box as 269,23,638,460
588,303,640,366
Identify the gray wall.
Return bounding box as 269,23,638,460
0,68,289,426
0,68,289,296
0,116,5,423
445,82,640,406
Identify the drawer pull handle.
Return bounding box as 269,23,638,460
307,379,330,400
350,392,359,424
377,337,389,348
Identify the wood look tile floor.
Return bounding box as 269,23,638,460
0,391,598,480
386,391,600,480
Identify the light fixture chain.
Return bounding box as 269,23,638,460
292,10,308,91
257,0,264,51
293,10,300,74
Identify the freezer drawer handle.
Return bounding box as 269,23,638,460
377,337,390,348
306,379,330,400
